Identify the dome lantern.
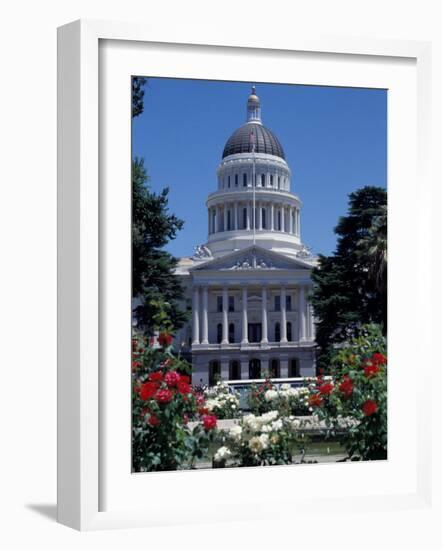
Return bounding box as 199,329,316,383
247,85,262,123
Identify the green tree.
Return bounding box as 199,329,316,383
131,77,188,335
310,186,387,366
132,76,147,118
132,158,188,334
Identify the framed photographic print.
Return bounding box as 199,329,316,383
57,19,432,530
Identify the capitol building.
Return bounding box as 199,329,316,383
175,87,317,386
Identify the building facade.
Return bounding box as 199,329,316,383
175,87,317,385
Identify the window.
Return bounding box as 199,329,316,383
230,360,240,380
289,359,299,377
227,210,231,230
243,173,247,187
217,296,223,312
228,175,231,188
228,322,235,343
216,323,222,344
275,295,281,311
270,174,274,186
261,174,265,186
228,296,235,312
287,322,292,342
278,176,281,188
262,208,266,229
278,211,282,231
235,174,238,187
209,361,221,386
286,295,292,311
243,207,247,229
275,322,281,342
270,359,280,378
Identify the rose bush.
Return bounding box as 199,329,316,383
213,411,310,467
203,381,241,419
132,333,218,471
308,324,387,460
248,378,311,417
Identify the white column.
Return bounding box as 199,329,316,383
234,202,238,230
223,205,228,232
217,205,222,232
280,205,285,233
246,202,251,230
261,285,268,343
290,208,294,234
201,285,209,344
192,286,200,345
257,201,262,230
270,203,274,231
240,358,248,379
222,286,228,344
241,286,248,344
280,286,287,343
299,286,306,341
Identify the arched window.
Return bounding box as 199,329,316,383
235,174,239,187
289,359,299,377
209,361,221,386
262,208,267,229
270,359,280,378
275,322,281,342
227,210,231,230
217,323,222,344
228,323,235,343
270,174,274,186
278,211,282,231
249,359,261,379
287,322,292,342
261,174,265,186
278,176,281,188
243,207,247,229
230,360,240,380
228,175,231,188
243,173,247,187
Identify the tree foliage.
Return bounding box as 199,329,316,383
310,186,387,366
132,76,147,118
132,158,188,334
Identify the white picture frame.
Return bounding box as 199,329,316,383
57,19,433,531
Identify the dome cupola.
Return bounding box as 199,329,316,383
222,86,285,159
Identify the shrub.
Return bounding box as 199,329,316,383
248,378,311,416
132,334,218,471
308,324,387,460
213,411,308,467
204,381,241,419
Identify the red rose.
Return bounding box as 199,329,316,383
339,376,353,398
158,332,173,347
309,394,323,407
371,352,387,366
362,399,378,416
148,371,164,382
165,371,181,387
140,381,158,401
180,375,190,385
319,382,334,395
202,415,217,431
177,381,191,395
198,406,209,415
196,394,206,406
131,360,142,371
364,364,380,378
155,388,174,404
147,415,160,427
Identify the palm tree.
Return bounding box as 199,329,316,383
357,204,387,294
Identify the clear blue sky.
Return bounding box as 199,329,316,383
132,78,387,257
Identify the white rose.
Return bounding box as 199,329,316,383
264,390,279,402
229,425,242,440
249,436,263,453
214,446,231,462
259,433,270,449
270,419,283,432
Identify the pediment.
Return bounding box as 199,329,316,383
189,246,312,272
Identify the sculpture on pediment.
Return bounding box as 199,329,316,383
296,244,312,259
193,244,213,260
